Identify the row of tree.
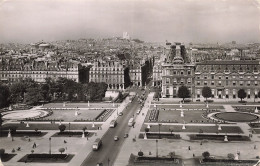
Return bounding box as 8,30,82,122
0,78,108,108
177,86,260,101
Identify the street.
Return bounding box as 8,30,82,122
81,95,142,166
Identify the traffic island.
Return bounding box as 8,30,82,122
0,130,47,137
197,158,259,165
18,154,74,163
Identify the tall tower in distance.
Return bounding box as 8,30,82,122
123,32,130,40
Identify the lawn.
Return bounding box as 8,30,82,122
18,154,74,163
1,123,102,131
253,129,260,134
140,125,243,134
41,109,106,121
157,110,207,123
189,134,251,141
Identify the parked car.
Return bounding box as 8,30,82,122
119,112,123,116
114,136,119,141
124,133,128,138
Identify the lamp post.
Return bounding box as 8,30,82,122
49,137,51,154
158,123,162,139
156,139,158,158
69,122,71,137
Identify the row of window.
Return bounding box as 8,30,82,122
196,75,258,80
164,70,191,75
196,80,259,86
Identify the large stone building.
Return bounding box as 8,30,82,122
89,60,129,90
161,42,195,98
0,58,79,83
195,60,260,99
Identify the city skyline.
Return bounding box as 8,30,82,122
0,0,260,44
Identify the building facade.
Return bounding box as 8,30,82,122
195,60,260,99
89,60,127,90
161,43,195,98
0,58,79,83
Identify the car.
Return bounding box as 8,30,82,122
114,136,119,141
118,112,123,116
124,133,128,138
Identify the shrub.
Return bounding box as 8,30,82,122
138,150,144,157
59,148,65,154
35,128,38,132
59,124,66,132
0,149,5,157
202,151,210,159
227,153,235,160
31,150,34,154
144,128,149,133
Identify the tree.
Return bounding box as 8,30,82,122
0,149,5,158
202,151,210,159
138,150,144,157
145,128,149,133
59,124,66,132
0,84,10,108
238,89,247,101
227,153,235,160
59,148,65,154
24,86,43,105
178,86,190,102
202,86,212,101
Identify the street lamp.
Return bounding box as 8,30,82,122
69,122,71,137
49,137,51,154
156,139,158,158
158,123,162,139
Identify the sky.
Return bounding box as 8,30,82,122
0,0,260,44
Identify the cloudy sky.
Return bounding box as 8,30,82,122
0,0,260,43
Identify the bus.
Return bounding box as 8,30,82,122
128,118,134,127
109,120,117,128
92,138,102,151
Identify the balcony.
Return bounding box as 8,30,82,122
238,70,245,75
253,70,259,74
195,72,201,75
210,70,215,74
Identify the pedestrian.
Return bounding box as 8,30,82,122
254,145,257,149
193,153,195,157
28,138,31,142
200,141,202,145
188,146,191,150
64,140,67,143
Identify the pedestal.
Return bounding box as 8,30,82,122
182,125,186,130
218,125,222,130
181,111,184,117
144,133,147,140
255,107,258,113
8,129,11,138
88,101,90,107
147,124,151,129
82,132,85,138
224,135,228,142
75,111,78,116
180,102,182,108
26,122,30,128
92,122,95,128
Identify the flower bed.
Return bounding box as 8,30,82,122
51,131,94,137
189,134,250,141
18,154,74,163
139,133,181,139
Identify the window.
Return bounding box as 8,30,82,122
166,78,170,83
197,81,200,85
204,76,207,79
197,76,200,79
218,81,221,86
204,81,207,86
211,75,214,79
239,81,243,86
218,76,221,79
226,76,228,80
211,81,214,85
255,81,258,86
173,71,176,75
180,71,184,75
247,81,250,86
188,71,191,75
233,81,236,86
